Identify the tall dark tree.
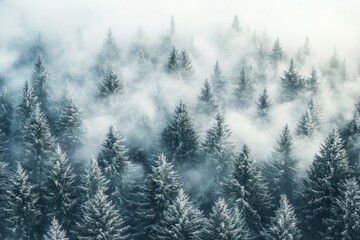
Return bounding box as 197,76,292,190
263,125,299,204
153,189,206,240
16,80,38,132
0,159,10,237
297,96,320,137
302,130,351,240
280,59,305,101
135,154,181,240
0,89,13,137
269,38,283,69
98,70,124,98
97,126,129,205
179,50,195,79
197,79,218,115
223,144,272,239
161,101,199,168
211,61,226,99
234,68,254,108
165,46,179,74
256,88,271,119
207,197,251,240
31,54,50,113
5,164,41,240
265,195,301,240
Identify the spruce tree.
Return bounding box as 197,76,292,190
234,68,254,108
161,101,199,168
256,88,271,119
231,14,241,32
165,46,179,74
297,96,320,137
302,130,351,239
44,144,77,229
306,66,319,94
44,218,69,240
135,154,181,239
211,61,226,99
0,89,13,137
197,79,218,115
223,144,272,239
324,178,360,240
153,189,206,240
263,125,299,205
179,50,195,79
97,126,129,205
265,195,301,240
5,164,41,240
16,80,38,132
31,54,50,113
207,197,251,240
280,59,305,101
269,38,283,69
76,187,129,240
0,159,10,236
23,105,55,183
56,96,84,157
98,69,124,98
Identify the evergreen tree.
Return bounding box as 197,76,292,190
44,144,77,229
23,105,55,183
296,37,311,65
297,96,320,137
197,79,218,115
76,187,129,240
0,159,10,236
280,59,305,101
98,69,124,98
256,88,271,119
234,68,254,108
179,50,195,79
324,178,360,240
44,218,69,240
135,154,181,239
269,38,283,68
207,197,251,240
0,89,13,137
265,195,301,240
56,96,84,158
5,164,41,240
302,130,351,239
263,125,299,204
165,46,179,74
231,14,241,32
16,80,38,131
97,126,129,205
211,61,226,99
95,28,121,76
31,54,50,113
153,189,206,240
306,66,319,94
223,144,272,239
161,101,199,168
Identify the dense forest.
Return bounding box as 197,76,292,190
0,10,360,240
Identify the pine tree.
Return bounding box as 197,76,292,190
135,154,181,239
0,89,13,137
256,88,271,118
97,126,129,205
211,61,226,98
96,28,121,76
223,144,272,239
161,101,199,168
269,38,283,68
207,197,251,240
31,54,50,113
5,164,41,240
165,46,179,74
306,66,319,94
265,195,301,240
0,159,10,236
280,59,305,101
98,69,124,98
56,96,84,157
297,96,320,137
231,14,241,32
76,187,129,240
296,37,311,65
17,80,38,129
44,144,77,229
153,189,206,240
234,68,254,108
44,218,69,240
324,178,360,240
263,125,299,205
81,156,109,200
302,130,351,239
179,50,195,79
197,79,218,115
23,105,55,183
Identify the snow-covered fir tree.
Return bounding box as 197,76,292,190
16,80,38,134
297,96,320,137
98,69,124,98
0,159,10,236
269,38,283,69
153,189,206,240
306,66,319,94
256,88,271,119
197,79,218,115
0,89,13,138
231,14,241,33
161,101,199,168
280,59,305,101
265,195,301,240
44,218,69,240
302,129,351,240
207,197,251,240
165,46,179,74
211,61,226,100
179,50,195,79
234,67,254,108
5,164,41,240
31,54,50,114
